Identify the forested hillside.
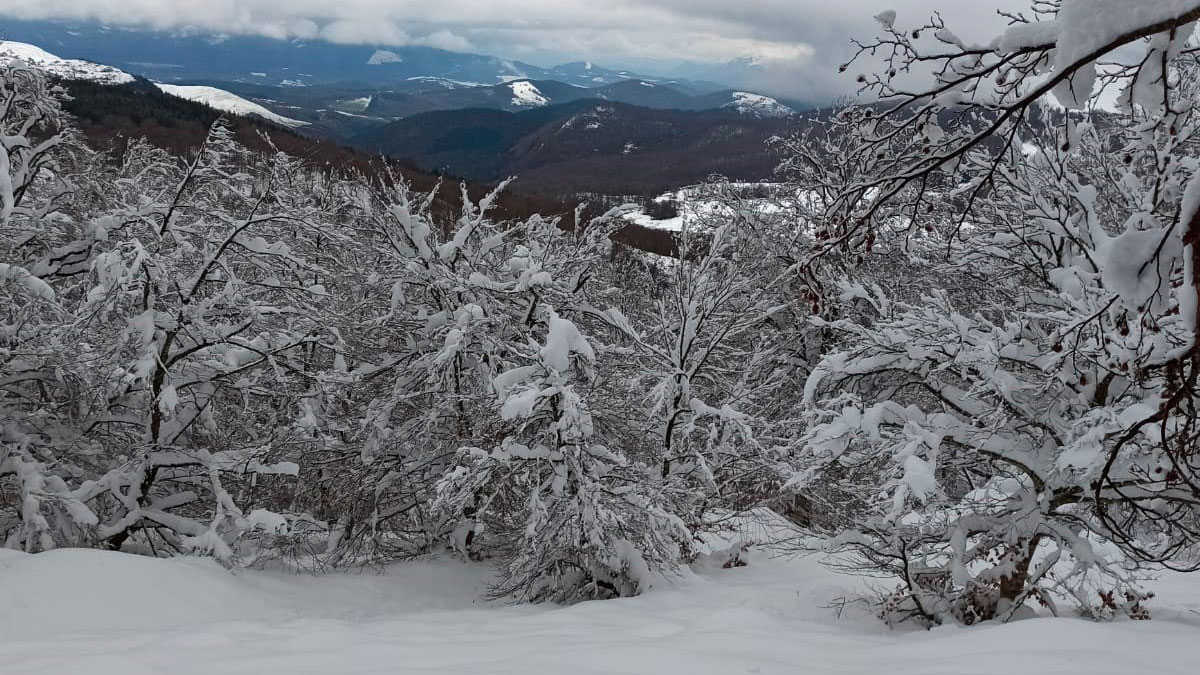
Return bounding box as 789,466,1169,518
354,99,796,196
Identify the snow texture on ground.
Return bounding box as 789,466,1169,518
2,544,1198,675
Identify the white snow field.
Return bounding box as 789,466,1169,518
509,80,550,107
2,545,1198,675
154,85,310,128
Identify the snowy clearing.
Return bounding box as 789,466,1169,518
3,546,1197,675
621,183,793,232
338,96,373,112
509,80,550,107
155,84,310,128
367,50,403,65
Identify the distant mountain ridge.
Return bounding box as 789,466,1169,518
354,79,801,118
352,99,801,197
0,25,811,202
0,20,725,91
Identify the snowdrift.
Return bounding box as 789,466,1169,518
3,547,1198,675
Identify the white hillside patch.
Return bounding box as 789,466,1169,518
0,40,133,85
509,80,550,107
2,544,1199,675
724,91,793,118
339,96,373,112
407,76,484,88
622,183,793,232
156,84,310,128
367,49,403,65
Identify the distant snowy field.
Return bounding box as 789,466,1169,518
155,84,310,128
3,544,1197,675
622,183,796,232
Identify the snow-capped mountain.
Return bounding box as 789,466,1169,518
0,40,133,84
0,39,310,128
722,92,794,118
155,84,309,128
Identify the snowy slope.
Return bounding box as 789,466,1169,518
368,49,404,65
155,84,310,128
509,80,550,107
2,544,1198,675
723,91,793,118
0,41,134,85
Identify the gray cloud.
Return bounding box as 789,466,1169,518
0,0,1032,99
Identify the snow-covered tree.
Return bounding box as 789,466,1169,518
418,201,692,600
1,60,102,551
786,1,1200,625
585,186,804,535
2,99,348,558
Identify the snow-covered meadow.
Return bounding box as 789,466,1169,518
621,183,800,232
4,543,1198,675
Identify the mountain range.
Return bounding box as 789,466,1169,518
0,20,732,92
0,21,813,200
182,76,805,136
353,100,794,196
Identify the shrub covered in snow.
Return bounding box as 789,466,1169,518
781,0,1200,626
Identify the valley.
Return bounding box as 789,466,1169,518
0,20,811,200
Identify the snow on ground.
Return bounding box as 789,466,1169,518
3,542,1198,675
0,41,134,85
155,84,310,128
723,92,794,118
509,80,550,107
621,183,792,232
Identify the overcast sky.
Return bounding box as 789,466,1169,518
0,0,1030,98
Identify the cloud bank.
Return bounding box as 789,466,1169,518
0,0,1031,99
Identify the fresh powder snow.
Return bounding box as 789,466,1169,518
2,540,1198,675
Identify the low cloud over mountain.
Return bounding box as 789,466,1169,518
0,0,1027,100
